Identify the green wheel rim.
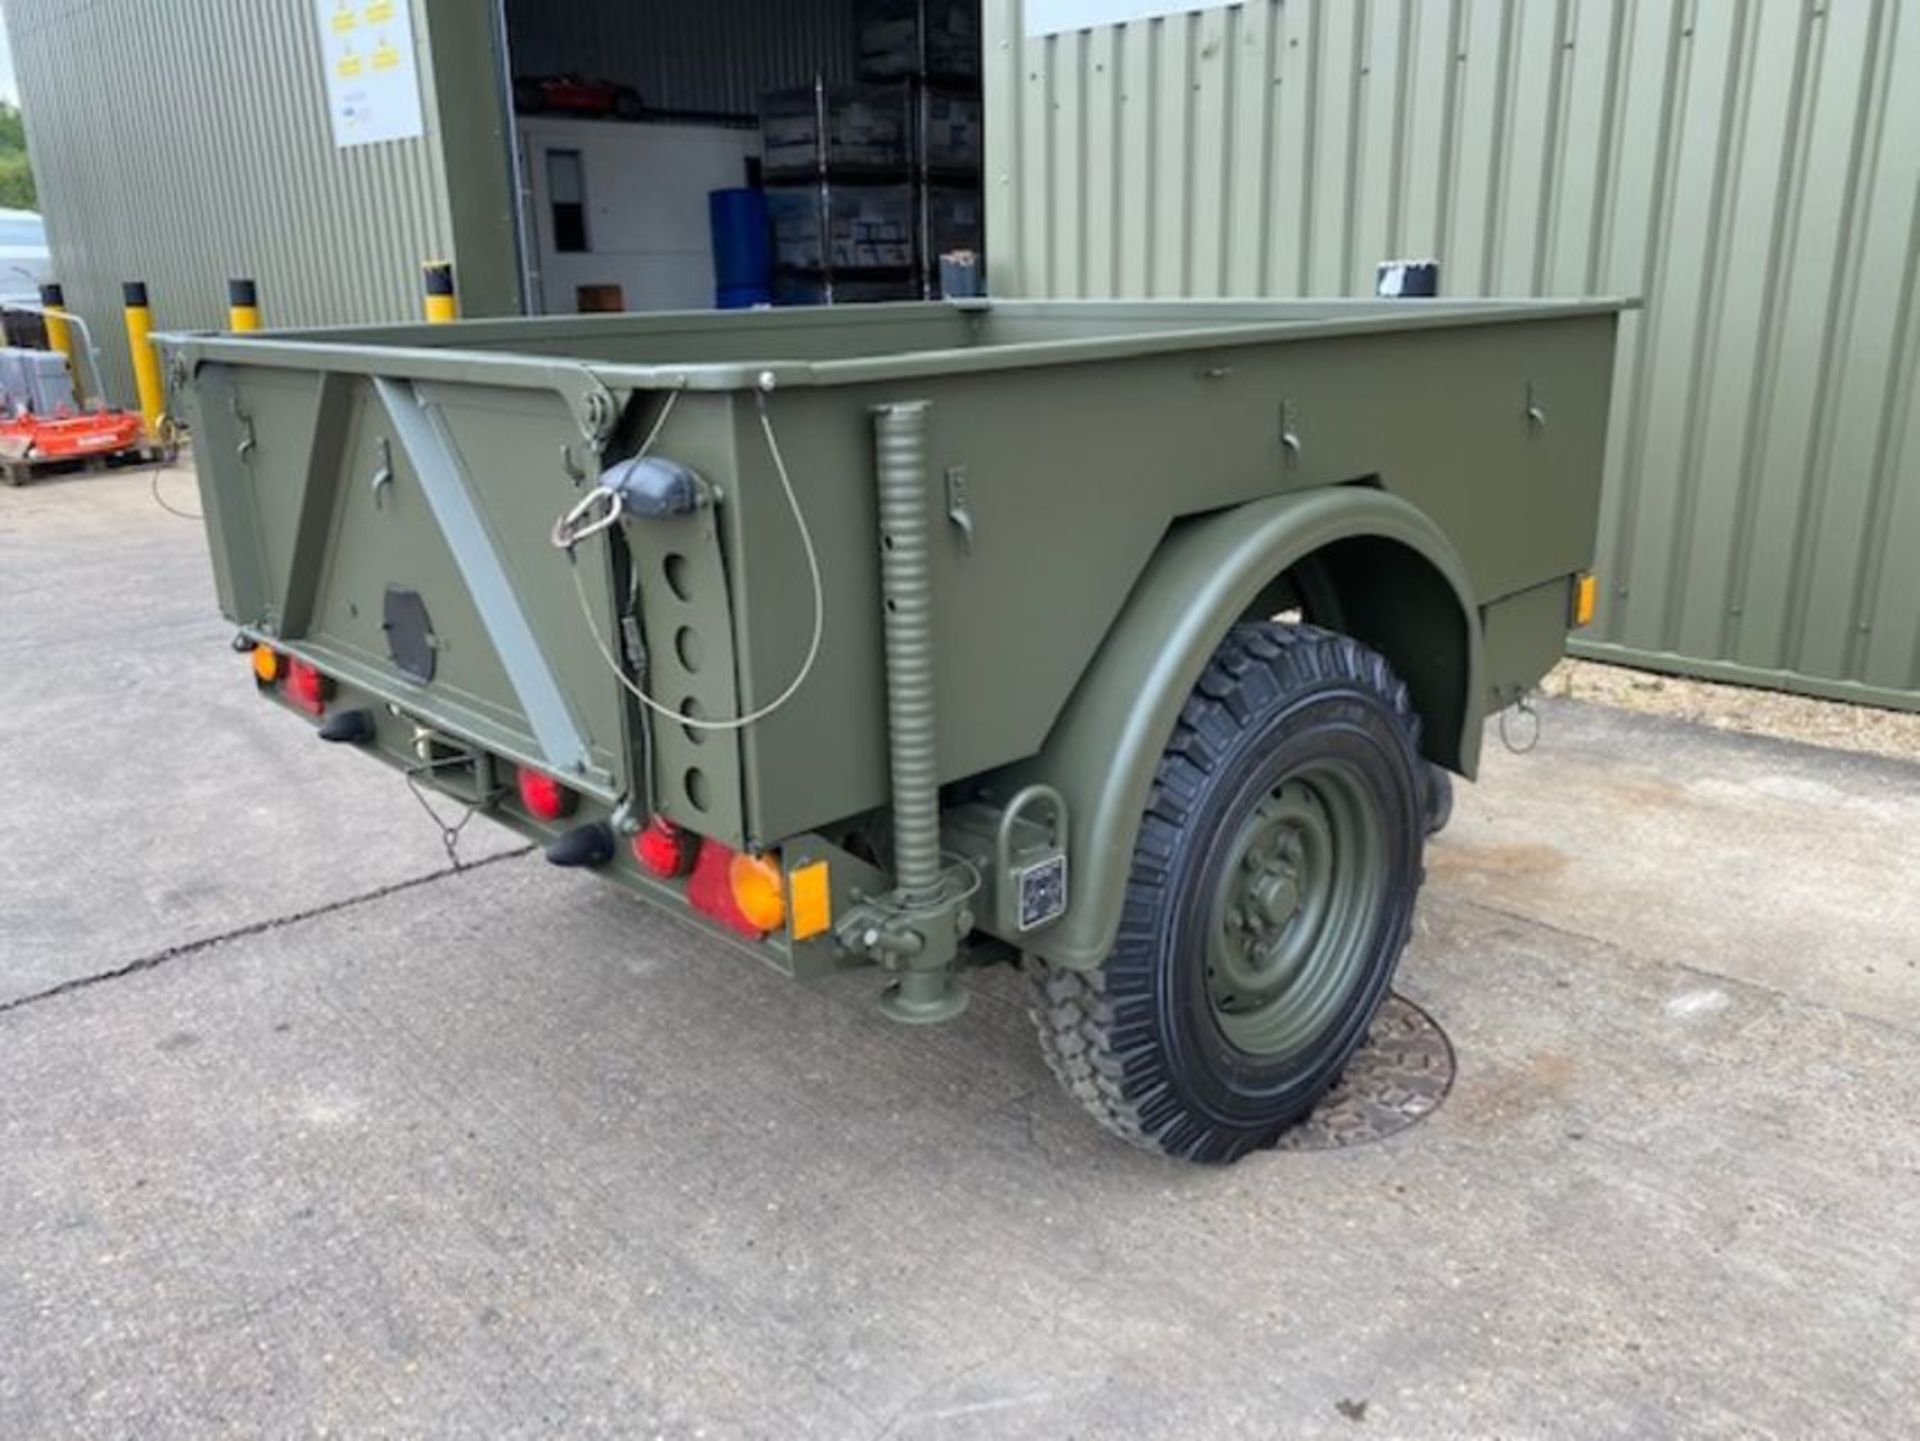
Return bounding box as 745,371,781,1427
1204,762,1387,1060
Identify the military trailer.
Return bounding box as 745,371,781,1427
161,298,1627,1162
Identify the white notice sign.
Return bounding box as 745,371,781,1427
316,0,425,148
1025,1,1229,37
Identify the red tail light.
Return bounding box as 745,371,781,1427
516,767,576,822
285,660,329,716
687,838,770,939
633,816,697,878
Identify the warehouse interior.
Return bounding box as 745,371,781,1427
497,0,983,315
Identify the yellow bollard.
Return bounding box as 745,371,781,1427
38,282,79,401
227,278,262,332
421,260,458,323
122,281,167,437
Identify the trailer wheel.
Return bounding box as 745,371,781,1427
1029,622,1427,1162
1424,764,1455,836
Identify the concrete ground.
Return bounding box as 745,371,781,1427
3,467,1916,1439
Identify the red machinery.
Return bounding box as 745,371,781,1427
512,74,644,120
0,301,162,485
0,407,146,463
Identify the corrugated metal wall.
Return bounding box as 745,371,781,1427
501,0,855,118
984,0,1920,710
7,0,516,409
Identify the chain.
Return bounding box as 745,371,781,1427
149,461,200,520
403,757,482,870
1498,691,1542,755
147,417,200,520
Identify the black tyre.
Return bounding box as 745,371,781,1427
1424,763,1455,836
513,78,546,114
612,87,645,121
1030,622,1428,1162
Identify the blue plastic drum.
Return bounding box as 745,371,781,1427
709,188,772,308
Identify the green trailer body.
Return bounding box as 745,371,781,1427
161,297,1629,1160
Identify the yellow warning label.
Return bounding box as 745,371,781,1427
336,49,364,78
366,0,396,22
372,37,400,71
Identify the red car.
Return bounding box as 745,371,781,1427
513,75,644,121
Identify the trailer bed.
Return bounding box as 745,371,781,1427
159,295,1627,973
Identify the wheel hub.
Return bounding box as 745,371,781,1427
1204,768,1387,1060
1251,867,1301,928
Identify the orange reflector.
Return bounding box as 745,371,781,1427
728,852,786,934
1572,573,1598,628
250,644,281,684
788,860,832,942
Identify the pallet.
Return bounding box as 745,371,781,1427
0,441,177,488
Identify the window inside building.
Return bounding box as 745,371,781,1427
546,149,588,253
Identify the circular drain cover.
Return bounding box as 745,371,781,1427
1278,994,1454,1151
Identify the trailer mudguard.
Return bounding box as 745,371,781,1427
1004,486,1483,972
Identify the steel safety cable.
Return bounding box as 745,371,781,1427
560,385,824,732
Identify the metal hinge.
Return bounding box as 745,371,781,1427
1279,398,1303,469
232,394,256,462
1524,381,1548,434
370,436,394,507
620,614,646,670
945,466,974,554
